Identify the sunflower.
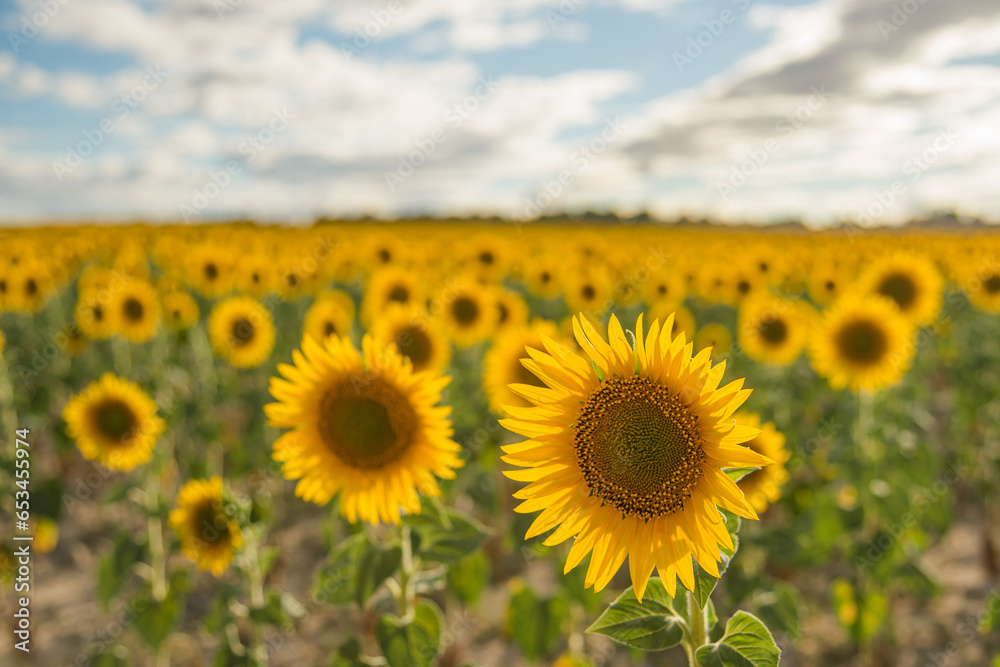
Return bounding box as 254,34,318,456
960,262,1000,313
564,269,611,315
208,297,276,369
641,271,685,306
362,267,424,325
523,255,562,300
75,290,117,340
807,260,844,306
5,261,55,313
265,334,463,525
169,477,243,576
494,288,529,334
483,319,559,415
694,323,733,362
808,293,914,392
501,313,770,600
858,252,942,326
371,305,451,374
186,244,233,298
0,328,5,355
235,254,277,297
162,290,200,332
63,324,89,356
737,294,812,366
438,279,498,348
733,413,789,514
303,290,356,344
110,279,161,343
62,373,165,472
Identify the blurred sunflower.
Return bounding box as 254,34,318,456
961,264,1000,313
265,334,463,524
737,295,812,366
371,305,451,374
694,322,732,362
303,290,356,343
362,267,424,325
501,313,769,600
523,255,562,299
162,290,200,332
62,373,165,472
6,261,54,313
649,301,696,341
64,326,89,356
235,254,277,297
110,279,161,343
809,294,914,392
733,413,789,514
858,252,942,326
564,269,611,315
187,245,233,298
807,260,845,306
208,296,276,368
641,270,685,306
75,292,117,340
439,280,498,348
483,319,559,415
493,288,529,334
169,477,243,576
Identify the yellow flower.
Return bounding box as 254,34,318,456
733,413,789,514
303,290,356,343
265,334,463,525
370,305,451,375
857,252,942,326
169,477,243,576
808,293,915,392
501,313,770,601
208,297,276,369
737,294,813,366
483,319,559,415
694,322,732,362
162,290,200,332
438,278,498,348
110,279,161,343
62,373,165,471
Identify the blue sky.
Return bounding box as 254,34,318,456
1,0,998,226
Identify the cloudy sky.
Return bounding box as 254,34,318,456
1,0,998,226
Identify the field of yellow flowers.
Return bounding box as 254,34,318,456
2,220,1000,666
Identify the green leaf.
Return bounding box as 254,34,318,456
330,637,365,667
96,532,145,611
312,533,368,607
133,588,182,650
447,550,491,606
249,590,290,627
407,505,491,564
587,578,686,651
724,468,758,483
506,585,569,660
356,543,402,608
754,582,803,641
696,611,780,667
980,589,1000,633
376,599,443,667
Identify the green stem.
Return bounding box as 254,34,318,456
685,589,708,665
148,514,168,602
857,390,876,666
398,525,413,619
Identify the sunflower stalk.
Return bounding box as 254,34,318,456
396,524,415,619
683,588,710,665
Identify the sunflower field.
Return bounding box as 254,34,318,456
2,220,1000,666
